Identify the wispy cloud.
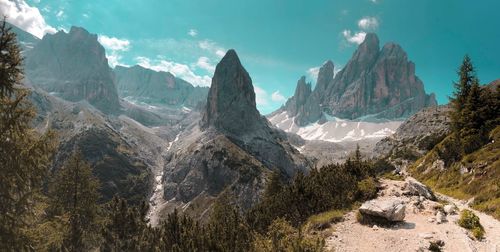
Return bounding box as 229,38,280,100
188,29,198,37
307,66,321,80
98,35,131,67
254,85,269,106
199,39,226,58
194,56,216,73
55,9,65,21
342,16,379,45
342,30,367,45
0,0,56,38
358,17,378,30
98,35,131,51
136,56,212,87
271,90,286,102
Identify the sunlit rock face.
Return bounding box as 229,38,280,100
25,26,120,114
277,33,437,126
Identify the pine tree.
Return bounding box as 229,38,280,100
101,197,151,251
0,19,56,250
450,55,477,132
208,195,254,252
50,151,100,250
0,19,22,97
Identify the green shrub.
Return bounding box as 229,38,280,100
254,218,324,252
306,210,344,231
428,241,442,252
381,172,404,181
458,209,485,240
472,226,485,240
357,177,378,201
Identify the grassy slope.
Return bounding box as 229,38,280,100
409,126,500,219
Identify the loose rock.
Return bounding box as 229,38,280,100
405,178,437,201
443,204,457,215
359,197,406,222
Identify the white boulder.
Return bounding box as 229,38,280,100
359,197,406,222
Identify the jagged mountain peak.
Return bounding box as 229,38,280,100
24,25,120,114
274,33,437,127
201,49,262,136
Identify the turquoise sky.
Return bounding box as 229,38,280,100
14,0,500,113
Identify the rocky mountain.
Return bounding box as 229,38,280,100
153,50,310,221
24,26,121,114
5,22,40,52
276,33,437,126
29,87,165,205
114,65,208,108
374,105,452,171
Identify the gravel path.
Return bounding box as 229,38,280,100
325,179,500,252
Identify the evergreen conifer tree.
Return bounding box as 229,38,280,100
0,18,56,250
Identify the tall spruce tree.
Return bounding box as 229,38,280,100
450,55,477,132
49,151,100,250
0,19,56,250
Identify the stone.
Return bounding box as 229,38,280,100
436,211,446,224
443,204,457,215
372,225,379,230
405,178,437,201
359,197,406,221
419,233,433,239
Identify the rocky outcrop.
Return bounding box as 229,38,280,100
405,177,436,201
29,88,154,205
285,76,311,118
201,50,263,136
359,197,406,222
279,33,436,126
160,50,310,218
25,26,120,114
114,65,208,108
374,105,451,170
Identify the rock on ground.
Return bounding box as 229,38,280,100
359,197,406,222
405,177,437,201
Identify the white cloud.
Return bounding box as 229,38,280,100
98,35,130,51
195,56,215,73
0,0,56,38
106,53,129,68
271,91,286,102
136,56,212,87
358,17,378,30
342,30,367,45
199,39,226,58
98,35,131,68
253,86,269,106
307,66,321,80
188,29,198,37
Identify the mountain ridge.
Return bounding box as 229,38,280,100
276,33,437,126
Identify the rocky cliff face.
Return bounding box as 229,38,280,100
158,50,310,219
6,22,40,52
25,26,120,114
114,65,208,108
279,33,436,126
374,105,451,171
201,50,264,136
